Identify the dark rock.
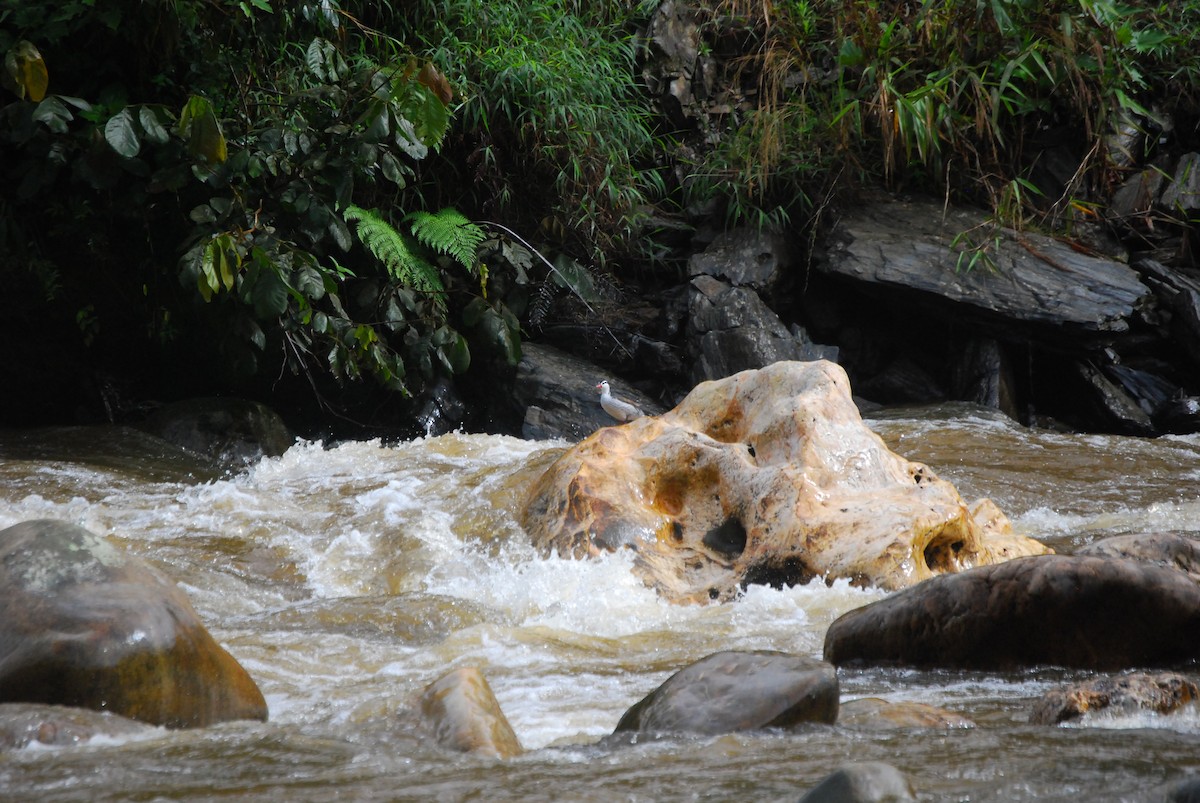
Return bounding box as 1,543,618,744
1160,153,1200,214
823,555,1200,670
688,275,834,383
1134,259,1200,371
0,519,268,728
948,338,1018,418
1029,672,1199,725
856,356,945,404
509,343,662,441
798,762,917,803
1160,777,1200,803
837,698,975,730
1076,533,1200,581
687,226,793,294
0,703,157,750
1075,361,1156,436
139,397,293,469
413,377,467,437
613,650,838,736
819,200,1152,334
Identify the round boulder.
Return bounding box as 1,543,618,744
613,650,838,736
823,555,1200,670
799,762,916,803
0,519,268,728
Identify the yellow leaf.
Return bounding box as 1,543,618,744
3,40,48,101
16,41,48,102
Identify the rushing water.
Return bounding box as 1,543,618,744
1,404,1199,801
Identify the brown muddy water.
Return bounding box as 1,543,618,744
0,403,1198,801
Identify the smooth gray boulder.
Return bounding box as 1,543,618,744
613,650,838,736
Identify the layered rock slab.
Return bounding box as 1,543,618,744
521,360,1048,603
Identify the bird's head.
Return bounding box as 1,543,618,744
596,381,610,393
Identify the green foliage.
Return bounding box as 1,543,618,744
407,208,485,274
410,0,664,262
345,205,444,296
686,0,1200,231
0,0,522,413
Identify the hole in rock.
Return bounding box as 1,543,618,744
702,516,747,557
742,557,815,591
923,534,968,573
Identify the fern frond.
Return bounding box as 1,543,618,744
344,205,444,295
406,208,485,273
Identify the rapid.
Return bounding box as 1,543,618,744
1,404,1199,801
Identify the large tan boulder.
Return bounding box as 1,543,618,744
0,519,268,728
521,360,1048,603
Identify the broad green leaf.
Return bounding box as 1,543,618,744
379,152,407,187
180,95,227,163
31,96,72,133
438,330,471,374
138,105,170,144
105,108,140,158
252,267,289,318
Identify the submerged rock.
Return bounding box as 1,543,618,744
0,703,158,750
824,555,1200,670
613,650,838,736
1029,672,1199,726
0,519,268,728
799,761,917,803
837,698,975,730
419,667,523,759
521,360,1048,603
139,396,293,468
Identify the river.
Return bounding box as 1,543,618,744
0,404,1198,801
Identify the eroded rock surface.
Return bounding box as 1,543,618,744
1029,672,1199,726
521,360,1048,603
0,519,268,728
824,555,1200,670
613,650,838,736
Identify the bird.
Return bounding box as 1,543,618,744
596,380,644,422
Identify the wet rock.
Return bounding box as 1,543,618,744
1075,360,1156,436
837,698,975,730
139,396,293,469
0,519,268,728
1029,672,1199,725
824,555,1200,670
1160,153,1200,214
948,337,1018,416
0,703,158,750
613,651,838,736
687,226,793,294
819,199,1152,333
521,360,1048,603
687,276,835,383
799,761,916,803
419,667,523,759
1159,776,1200,803
1076,533,1200,581
508,343,663,442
